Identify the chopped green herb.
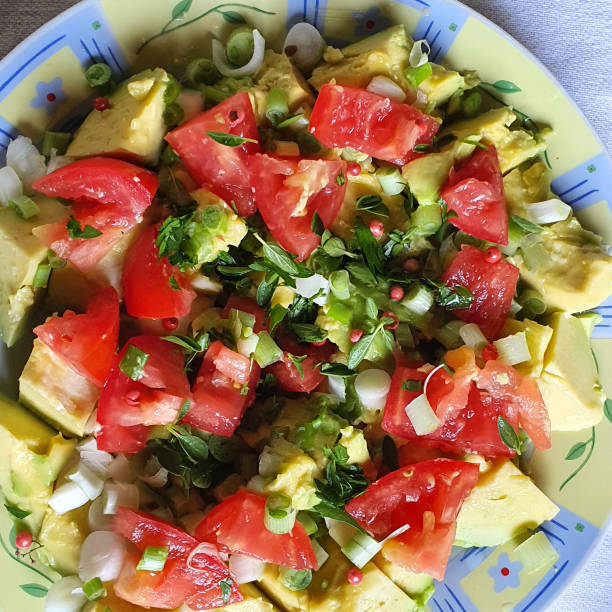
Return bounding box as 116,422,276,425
119,345,149,381
288,353,308,378
354,217,384,274
66,216,102,240
459,138,489,150
220,577,234,603
356,194,389,217
205,131,258,147
318,363,355,378
401,379,423,392
510,214,544,234
336,171,345,186
168,274,181,291
497,416,521,454
268,304,288,333
290,323,328,344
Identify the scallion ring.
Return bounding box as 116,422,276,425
264,493,296,534
85,62,112,87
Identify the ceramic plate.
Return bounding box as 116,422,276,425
0,1,611,610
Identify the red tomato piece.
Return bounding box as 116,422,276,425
250,154,348,261
122,225,196,319
345,458,478,580
221,295,267,333
195,490,318,571
165,92,259,217
183,341,260,437
266,330,335,394
96,336,191,452
441,245,520,341
441,145,508,245
33,286,119,387
32,158,158,270
381,365,428,437
309,84,440,165
212,344,252,385
113,508,242,610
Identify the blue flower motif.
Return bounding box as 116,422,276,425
488,552,523,593
352,7,392,38
30,77,67,115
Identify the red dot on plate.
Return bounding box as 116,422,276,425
500,567,510,577
366,20,375,29
46,93,56,102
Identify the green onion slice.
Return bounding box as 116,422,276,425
265,88,290,126
9,195,39,220
85,62,113,87
41,131,72,156
340,530,382,568
279,567,312,591
264,493,296,534
253,331,283,368
226,26,255,68
185,58,221,86
32,264,51,289
82,576,107,601
136,545,169,572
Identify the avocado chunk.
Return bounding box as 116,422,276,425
372,554,434,609
257,537,420,612
0,392,76,535
455,456,558,547
510,218,612,314
37,504,89,575
502,318,553,378
0,195,66,346
309,25,413,91
537,312,605,430
19,339,100,436
503,161,555,217
67,68,170,166
250,50,315,123
441,107,546,173
220,582,280,611
418,63,466,108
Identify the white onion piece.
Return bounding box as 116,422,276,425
177,89,204,122
78,531,126,582
88,496,113,531
103,481,140,514
381,523,411,544
354,369,391,411
409,39,430,67
246,474,266,493
47,151,74,174
190,273,223,294
526,198,571,224
404,393,440,436
366,76,407,102
140,455,169,488
311,539,329,569
212,29,265,77
0,165,22,206
77,437,99,452
325,517,358,547
44,576,86,612
187,542,223,571
6,136,46,193
295,273,329,306
258,447,281,477
229,553,265,583
237,331,260,358
493,331,531,365
327,374,346,400
108,454,136,483
459,323,488,352
283,22,326,73
48,481,90,515
80,450,113,480
68,463,104,500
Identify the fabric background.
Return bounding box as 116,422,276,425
0,1,610,610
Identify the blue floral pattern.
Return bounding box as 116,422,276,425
352,7,391,38
30,77,67,114
488,552,523,593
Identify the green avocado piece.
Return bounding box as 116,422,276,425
503,161,555,217
418,63,466,108
19,339,100,437
0,195,65,347
373,554,434,609
0,392,76,535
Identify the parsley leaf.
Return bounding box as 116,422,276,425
163,332,210,369
155,213,196,269
510,214,544,234
66,216,102,239
268,304,288,333
347,317,393,370
356,194,389,217
434,284,474,310
205,131,258,147
318,363,354,378
219,578,234,604
354,217,384,274
119,345,149,381
290,323,328,344
254,235,313,286
497,416,521,454
288,353,307,378
168,274,181,291
336,171,345,186
345,262,377,288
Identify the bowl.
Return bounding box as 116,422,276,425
0,1,611,610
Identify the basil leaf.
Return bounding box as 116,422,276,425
345,262,377,288
4,504,31,519
216,265,251,276
412,143,432,153
318,363,355,378
205,130,258,147
175,399,191,423
290,323,328,344
170,426,209,462
119,345,149,381
510,214,544,234
356,194,389,217
66,216,102,240
353,217,384,274
258,239,314,280
364,297,378,320
322,236,354,259
268,304,288,333
497,416,521,453
256,272,279,307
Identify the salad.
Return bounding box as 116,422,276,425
0,18,611,612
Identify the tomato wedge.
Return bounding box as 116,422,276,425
33,286,119,387
309,84,440,165
32,157,158,270
165,92,259,217
113,507,242,610
441,245,520,341
345,459,478,580
441,145,508,245
183,341,260,437
122,225,196,319
96,336,191,453
250,154,348,261
195,490,318,570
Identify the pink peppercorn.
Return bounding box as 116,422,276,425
369,220,384,237
485,246,501,263
390,285,404,301
350,329,364,343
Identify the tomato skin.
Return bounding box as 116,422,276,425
183,341,260,437
441,145,508,245
221,295,267,333
32,158,158,270
96,336,192,453
195,490,318,570
113,508,242,610
122,225,196,319
344,458,478,580
33,286,119,387
266,330,335,393
165,92,259,217
250,154,348,261
441,244,520,341
381,366,428,437
309,84,440,165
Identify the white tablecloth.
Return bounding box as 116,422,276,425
0,1,610,610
